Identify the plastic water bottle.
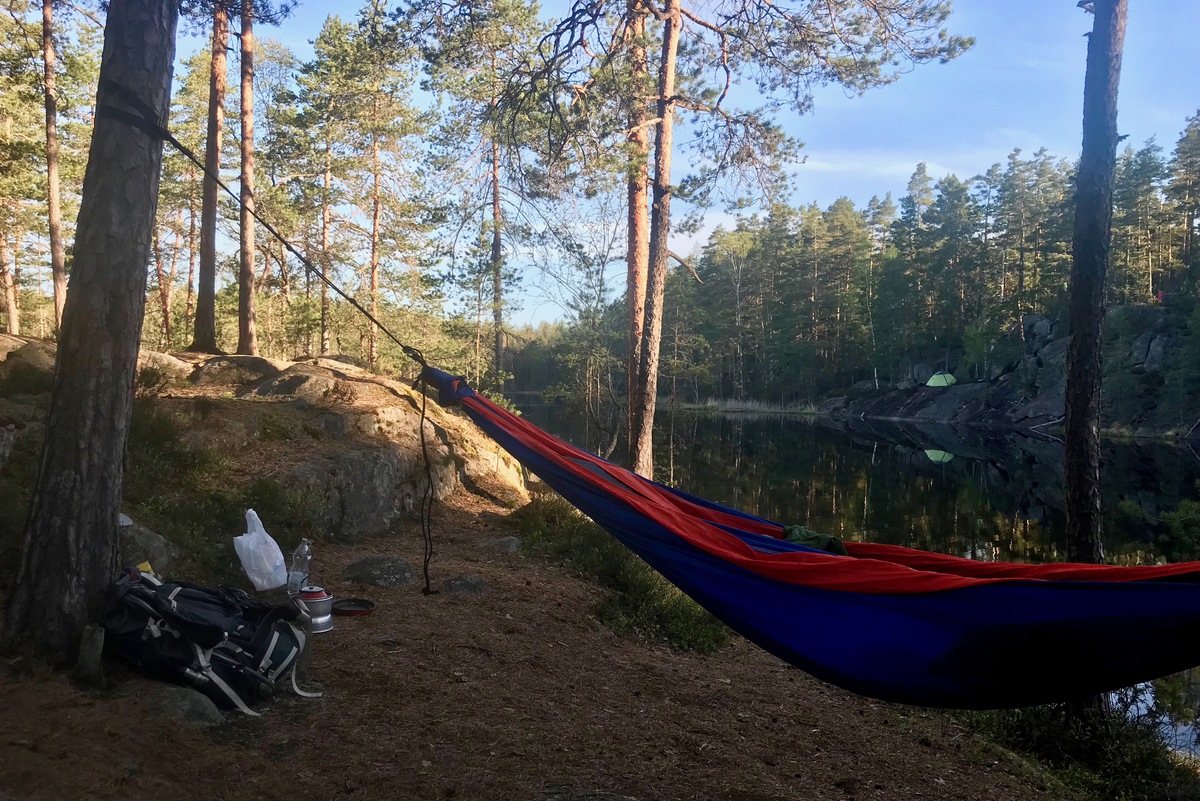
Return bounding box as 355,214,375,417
287,539,312,596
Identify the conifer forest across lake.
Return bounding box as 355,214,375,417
519,401,1200,753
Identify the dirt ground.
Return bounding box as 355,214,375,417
0,492,1067,801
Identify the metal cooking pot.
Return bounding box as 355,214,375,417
298,586,334,633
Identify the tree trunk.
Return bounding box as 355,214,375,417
369,97,381,366
2,0,178,663
1,235,17,335
1065,0,1126,566
152,225,170,349
625,0,650,464
236,4,257,356
184,174,197,331
491,136,505,379
320,139,331,355
190,4,226,353
630,0,681,478
42,0,67,332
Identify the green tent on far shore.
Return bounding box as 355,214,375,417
927,371,957,387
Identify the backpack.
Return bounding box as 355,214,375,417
101,570,321,715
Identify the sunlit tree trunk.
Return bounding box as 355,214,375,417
631,0,681,478
320,139,332,355
236,3,257,355
369,96,381,367
490,136,505,378
152,226,171,349
191,3,227,353
184,174,197,332
625,0,650,464
1,236,17,335
2,0,178,663
43,0,67,332
1066,0,1126,565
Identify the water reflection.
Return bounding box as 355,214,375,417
517,402,1200,749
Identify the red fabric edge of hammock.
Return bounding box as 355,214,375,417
460,393,1200,593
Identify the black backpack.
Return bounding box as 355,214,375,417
102,570,320,715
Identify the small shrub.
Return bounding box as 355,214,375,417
319,379,357,408
258,412,293,442
134,365,173,399
0,363,53,398
511,495,730,653
963,704,1200,800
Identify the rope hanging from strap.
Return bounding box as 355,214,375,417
97,80,439,593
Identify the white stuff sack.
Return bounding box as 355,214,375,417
232,509,287,591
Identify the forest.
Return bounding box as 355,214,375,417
1,1,1198,446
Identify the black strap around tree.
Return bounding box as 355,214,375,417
98,80,438,595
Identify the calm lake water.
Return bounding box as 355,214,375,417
518,401,1200,751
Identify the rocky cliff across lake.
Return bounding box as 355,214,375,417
823,305,1194,438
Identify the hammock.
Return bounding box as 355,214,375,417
423,367,1200,709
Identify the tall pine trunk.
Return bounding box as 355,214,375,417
191,3,227,353
42,0,66,332
1,235,17,335
1065,0,1126,565
491,136,505,378
631,0,681,478
320,139,331,355
184,176,197,332
2,0,178,663
625,1,650,464
369,97,381,366
153,226,170,349
236,4,257,355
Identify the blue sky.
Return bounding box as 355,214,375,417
176,1,1200,323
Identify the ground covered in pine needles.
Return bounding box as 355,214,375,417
2,491,1085,801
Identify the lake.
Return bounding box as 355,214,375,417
518,401,1200,751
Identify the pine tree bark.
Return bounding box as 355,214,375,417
236,3,257,355
1,235,17,335
320,139,332,355
625,0,650,464
1065,0,1126,565
631,0,681,478
190,3,227,353
42,0,67,332
491,136,505,377
368,97,381,367
152,226,170,349
185,174,197,331
2,0,178,662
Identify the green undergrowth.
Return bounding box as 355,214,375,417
510,495,730,653
0,361,54,397
0,381,321,590
961,705,1200,800
123,396,321,585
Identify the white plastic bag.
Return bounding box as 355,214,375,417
232,509,287,591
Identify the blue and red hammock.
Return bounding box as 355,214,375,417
425,368,1200,709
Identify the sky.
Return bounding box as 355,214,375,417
175,1,1200,324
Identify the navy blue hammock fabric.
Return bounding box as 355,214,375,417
424,367,1200,709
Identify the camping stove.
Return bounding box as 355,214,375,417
299,586,334,633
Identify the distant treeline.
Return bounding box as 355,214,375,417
514,115,1200,415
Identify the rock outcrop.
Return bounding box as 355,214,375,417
1,340,530,550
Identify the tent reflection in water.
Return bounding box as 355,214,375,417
422,367,1200,710
924,449,955,464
